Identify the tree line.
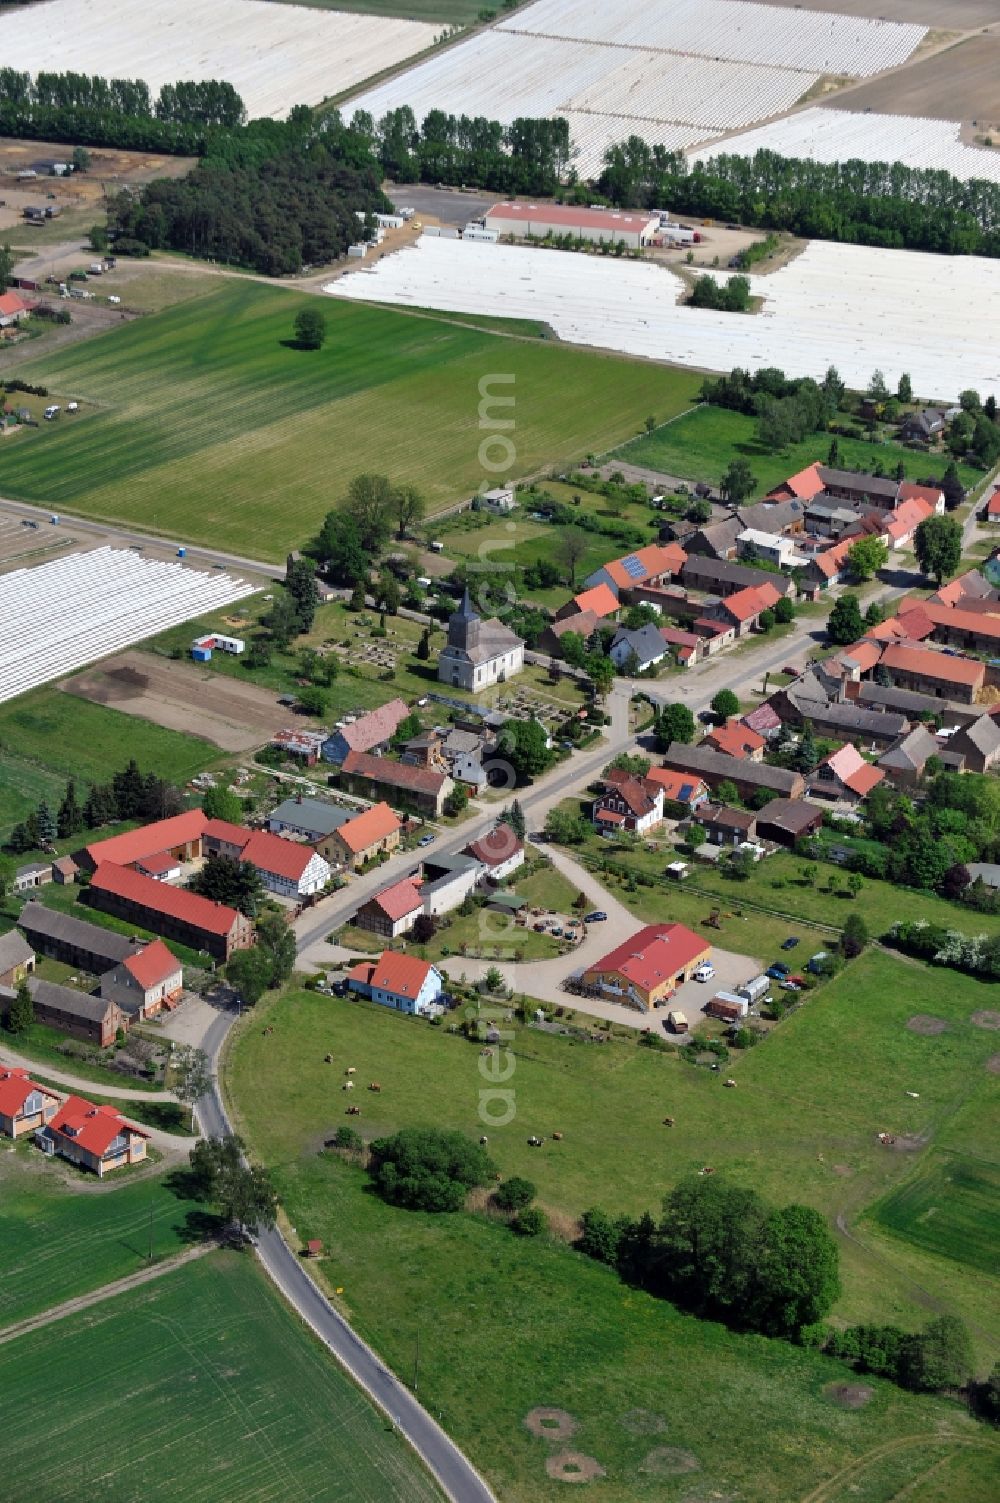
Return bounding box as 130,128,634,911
350,106,571,198
5,760,184,854
596,139,1000,259
0,66,245,143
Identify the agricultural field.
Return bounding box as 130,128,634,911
828,36,1000,127
0,749,66,842
0,1146,205,1326
2,0,439,119
348,0,924,176
273,0,481,18
613,403,983,496
0,282,700,558
868,1151,1000,1277
1,1251,445,1503
696,106,1000,184
327,235,1000,401
225,948,1000,1500
742,0,995,29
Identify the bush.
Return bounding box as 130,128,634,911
494,1176,536,1212
512,1206,547,1237
368,1127,496,1212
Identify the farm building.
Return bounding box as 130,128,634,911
703,720,766,761
88,863,253,962
17,901,144,975
809,744,885,804
348,951,443,1016
191,632,245,661
99,939,183,1020
878,725,946,790
328,801,402,870
338,751,453,817
238,830,331,899
13,863,50,894
268,795,352,848
878,644,985,705
754,798,824,848
37,1095,148,1178
584,543,686,601
354,877,425,939
437,589,524,693
0,291,31,330
419,854,481,917
321,699,410,765
24,977,127,1049
693,803,758,847
271,728,327,765
0,929,36,988
463,825,525,883
660,743,805,801
0,1067,59,1140
83,809,208,872
582,923,710,1012
203,817,254,861
484,203,659,249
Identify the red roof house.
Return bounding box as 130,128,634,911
810,743,885,803
347,951,443,1015
713,581,781,634
0,1066,60,1139
239,829,331,897
88,863,252,961
464,823,525,880
355,877,425,938
330,801,402,868
582,923,711,1011
593,770,665,835
43,1095,149,1177
84,810,207,871
99,938,183,1018
703,719,765,760
766,462,824,503
880,643,985,704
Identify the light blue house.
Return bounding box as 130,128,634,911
347,951,443,1015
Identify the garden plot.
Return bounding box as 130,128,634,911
695,107,1000,184
0,547,254,705
498,0,925,76
1,0,438,119
326,234,1000,400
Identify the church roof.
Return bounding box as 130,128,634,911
452,588,479,624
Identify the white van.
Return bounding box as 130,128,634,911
43,405,61,420
692,962,715,983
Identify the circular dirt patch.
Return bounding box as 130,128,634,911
524,1408,578,1442
907,1015,948,1036
824,1382,874,1410
545,1452,605,1483
971,1010,1000,1031
986,1054,1000,1074
639,1447,701,1477
620,1408,667,1436
832,1164,853,1176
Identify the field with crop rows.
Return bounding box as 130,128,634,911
868,1151,1000,1277
2,0,438,119
329,235,1000,402
1,1251,444,1503
0,281,699,557
696,106,1000,184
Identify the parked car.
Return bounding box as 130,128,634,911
780,981,802,993
584,911,608,922
692,962,715,982
781,935,800,950
766,962,790,980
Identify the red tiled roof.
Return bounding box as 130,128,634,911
240,829,317,881
86,810,207,869
645,767,707,803
134,850,178,876
341,751,447,796
881,643,985,687
368,877,424,922
987,491,1000,518
203,817,252,848
705,720,764,758
719,581,781,623
572,583,619,619
822,744,885,797
659,626,701,648
600,769,661,817
742,703,782,735
49,1095,149,1156
595,808,626,824
838,639,882,674
336,801,401,854
885,496,934,543
90,863,240,937
0,292,27,317
549,609,600,639
921,599,1000,642
585,923,707,996
122,939,181,990
487,201,656,232
348,960,376,986
898,482,943,507
369,950,437,1000
767,462,824,502
603,543,687,591
0,1066,58,1117
335,699,409,754
465,825,523,866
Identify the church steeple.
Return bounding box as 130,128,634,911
448,588,481,651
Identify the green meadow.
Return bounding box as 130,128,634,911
0,283,700,560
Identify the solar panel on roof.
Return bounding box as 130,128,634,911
621,555,646,578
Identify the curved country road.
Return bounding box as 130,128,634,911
196,1010,497,1503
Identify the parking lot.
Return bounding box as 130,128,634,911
657,943,762,1028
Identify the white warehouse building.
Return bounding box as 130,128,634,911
484,202,660,249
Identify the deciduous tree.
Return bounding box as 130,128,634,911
914,514,962,585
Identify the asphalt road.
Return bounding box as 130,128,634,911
195,1006,496,1503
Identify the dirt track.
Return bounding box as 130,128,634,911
63,650,290,751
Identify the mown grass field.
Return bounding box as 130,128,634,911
1,1251,445,1503
0,282,701,560
227,964,999,1503
614,405,984,496
868,1151,1000,1276
228,948,1000,1356
0,750,66,842
0,1146,205,1326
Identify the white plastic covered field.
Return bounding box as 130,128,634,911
565,53,817,134
326,235,1000,401
694,107,1000,185
499,0,925,76
1,0,438,119
0,547,255,704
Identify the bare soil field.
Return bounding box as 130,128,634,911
830,36,1000,124
0,140,194,242
63,650,287,750
0,513,76,571
733,0,998,27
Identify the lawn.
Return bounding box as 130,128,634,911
0,749,66,842
227,946,1000,1357
867,1151,1000,1277
0,1146,207,1326
1,1251,445,1503
0,686,219,795
226,983,998,1503
0,1016,168,1093
613,405,983,498
0,282,701,560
